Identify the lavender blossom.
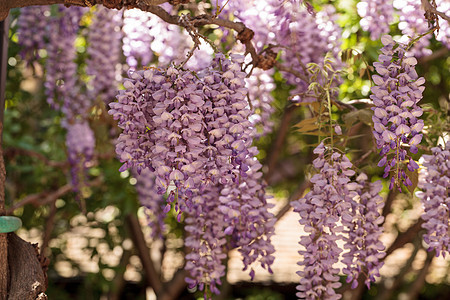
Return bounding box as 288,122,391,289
292,143,355,299
393,0,433,57
342,175,385,289
135,168,166,239
184,185,227,296
122,9,154,68
292,144,386,298
357,0,394,40
417,142,450,257
87,6,123,104
371,35,425,190
17,6,49,63
109,54,275,293
45,5,86,109
66,121,95,194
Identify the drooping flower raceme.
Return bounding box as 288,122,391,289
357,0,394,40
44,6,95,196
17,6,50,63
87,6,123,105
417,142,450,257
135,168,166,239
292,143,385,299
109,54,246,213
66,121,95,196
109,54,275,293
184,185,227,296
45,5,86,109
122,9,154,68
342,174,385,289
371,35,425,190
393,0,433,57
269,2,342,103
292,143,352,299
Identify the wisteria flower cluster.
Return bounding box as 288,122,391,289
122,9,154,68
109,54,275,293
417,142,450,257
270,2,342,103
87,6,123,104
292,143,385,299
65,120,95,197
357,0,394,40
45,5,85,109
217,1,276,137
38,5,95,196
184,185,227,296
342,174,385,289
109,54,245,212
16,6,49,63
371,35,425,190
134,168,166,239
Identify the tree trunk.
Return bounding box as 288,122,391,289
7,233,48,299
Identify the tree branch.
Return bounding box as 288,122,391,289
421,0,450,23
125,213,163,296
4,147,69,169
384,218,425,258
265,104,297,182
6,176,103,214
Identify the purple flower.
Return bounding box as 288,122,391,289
17,6,50,63
293,144,385,297
342,177,385,289
357,0,394,40
109,54,275,294
134,168,166,239
417,142,450,257
66,121,95,194
371,35,425,190
87,6,123,105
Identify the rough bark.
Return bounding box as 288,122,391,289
7,233,47,300
1,0,169,21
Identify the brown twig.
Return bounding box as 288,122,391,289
108,248,133,300
421,0,450,23
159,268,188,300
125,213,163,296
353,148,373,166
274,61,309,82
265,104,297,182
274,180,311,222
4,147,69,169
333,99,358,111
406,250,434,299
6,176,103,214
382,189,398,220
40,200,58,256
375,238,421,300
384,218,425,258
418,47,449,64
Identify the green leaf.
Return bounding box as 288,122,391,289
342,110,359,128
342,108,373,128
294,117,319,133
358,108,373,125
296,129,329,136
405,169,419,194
